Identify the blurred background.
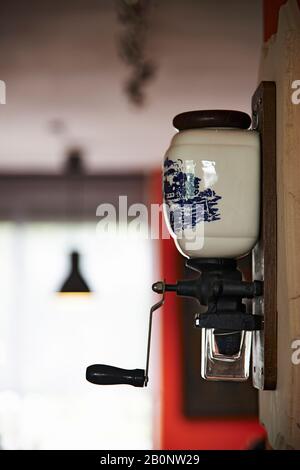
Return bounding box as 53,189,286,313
0,0,266,450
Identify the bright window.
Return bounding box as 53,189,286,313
0,221,153,449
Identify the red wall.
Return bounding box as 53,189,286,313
264,0,300,41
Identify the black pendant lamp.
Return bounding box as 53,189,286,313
59,251,91,294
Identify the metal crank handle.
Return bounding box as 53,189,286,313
86,282,165,387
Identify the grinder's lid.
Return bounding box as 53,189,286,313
173,110,251,131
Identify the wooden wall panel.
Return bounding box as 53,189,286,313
260,0,300,449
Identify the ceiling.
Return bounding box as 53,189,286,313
0,0,262,172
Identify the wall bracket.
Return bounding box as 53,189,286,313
252,81,277,390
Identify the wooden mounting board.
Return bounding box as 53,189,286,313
251,81,277,390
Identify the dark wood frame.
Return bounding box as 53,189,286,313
0,171,146,221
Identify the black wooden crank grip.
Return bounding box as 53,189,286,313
85,283,165,387
86,364,145,387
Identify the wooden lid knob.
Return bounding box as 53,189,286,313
173,110,251,131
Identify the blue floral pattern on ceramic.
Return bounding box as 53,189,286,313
164,157,222,233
